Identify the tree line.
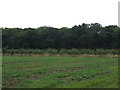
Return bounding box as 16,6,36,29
2,23,120,50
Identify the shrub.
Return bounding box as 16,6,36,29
44,48,58,55
68,49,79,55
96,49,105,55
2,48,117,56
59,49,69,55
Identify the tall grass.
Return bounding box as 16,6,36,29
2,48,118,56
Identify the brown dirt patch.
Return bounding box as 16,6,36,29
52,66,97,74
60,76,71,81
93,71,111,77
27,74,43,80
4,78,19,88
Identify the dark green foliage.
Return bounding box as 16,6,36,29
2,23,119,49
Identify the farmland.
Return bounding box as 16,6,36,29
2,56,118,88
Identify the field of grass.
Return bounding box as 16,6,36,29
2,56,118,88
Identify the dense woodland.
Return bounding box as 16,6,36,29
1,23,120,50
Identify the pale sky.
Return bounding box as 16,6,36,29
0,0,119,28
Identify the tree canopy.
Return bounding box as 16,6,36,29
2,23,120,49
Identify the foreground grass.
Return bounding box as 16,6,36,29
2,56,118,88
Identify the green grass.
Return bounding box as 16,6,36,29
2,56,118,88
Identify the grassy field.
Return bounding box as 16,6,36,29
2,56,118,88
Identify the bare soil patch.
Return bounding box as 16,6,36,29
4,78,19,88
27,74,43,80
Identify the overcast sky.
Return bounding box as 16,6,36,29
0,0,119,28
